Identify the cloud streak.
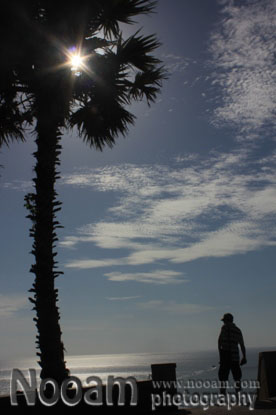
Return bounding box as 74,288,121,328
62,149,276,279
138,300,214,315
106,296,141,301
104,270,187,285
0,294,28,318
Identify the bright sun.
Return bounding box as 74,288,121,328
70,54,84,71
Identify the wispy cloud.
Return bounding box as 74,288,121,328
209,0,276,138
62,148,276,277
0,294,28,318
104,270,187,285
138,300,214,314
162,53,191,75
106,296,141,301
66,258,126,269
2,180,33,191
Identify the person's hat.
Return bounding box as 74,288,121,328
221,313,233,322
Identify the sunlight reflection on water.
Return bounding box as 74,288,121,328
0,350,260,397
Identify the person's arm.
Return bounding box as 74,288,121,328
218,329,223,361
218,328,223,350
239,333,247,365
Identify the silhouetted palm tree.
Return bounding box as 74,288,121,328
1,0,166,384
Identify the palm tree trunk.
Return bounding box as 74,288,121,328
27,82,69,384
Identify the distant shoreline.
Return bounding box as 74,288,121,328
1,345,275,363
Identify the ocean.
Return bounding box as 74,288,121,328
0,347,266,399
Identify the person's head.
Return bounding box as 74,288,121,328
221,313,234,323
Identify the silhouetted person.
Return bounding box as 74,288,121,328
218,313,247,395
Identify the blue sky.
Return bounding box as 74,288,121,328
1,0,276,359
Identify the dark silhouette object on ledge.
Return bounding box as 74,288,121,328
256,351,276,407
151,363,178,412
218,313,247,395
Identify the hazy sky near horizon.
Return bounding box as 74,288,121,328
1,0,276,360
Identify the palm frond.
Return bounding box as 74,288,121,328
98,0,157,38
70,99,135,151
84,37,115,51
128,66,167,104
0,102,26,147
116,31,162,71
72,52,131,105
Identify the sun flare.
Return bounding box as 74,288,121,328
70,54,84,71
